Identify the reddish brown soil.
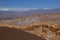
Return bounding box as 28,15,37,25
0,27,45,40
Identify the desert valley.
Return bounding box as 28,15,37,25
0,9,60,40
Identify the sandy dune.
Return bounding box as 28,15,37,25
0,27,45,40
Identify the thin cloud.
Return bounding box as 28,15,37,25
0,8,39,11
43,8,50,9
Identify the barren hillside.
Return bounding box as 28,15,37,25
0,14,60,40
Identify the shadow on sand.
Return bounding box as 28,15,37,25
0,27,45,40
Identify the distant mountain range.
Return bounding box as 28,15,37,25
0,8,60,19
